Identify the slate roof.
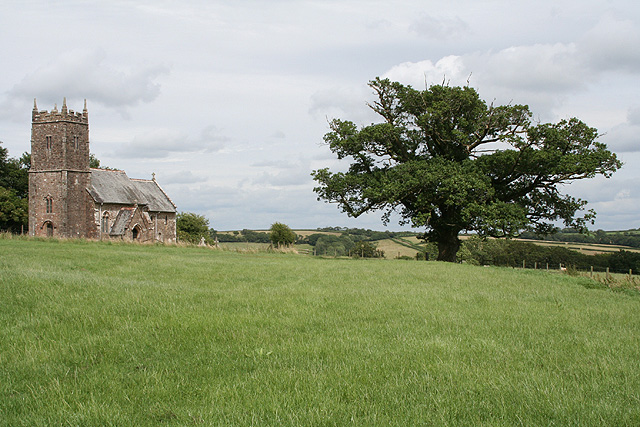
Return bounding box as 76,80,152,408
131,179,176,213
88,169,176,213
109,208,134,236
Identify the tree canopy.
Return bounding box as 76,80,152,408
176,212,211,244
312,78,621,261
269,222,297,247
0,142,29,232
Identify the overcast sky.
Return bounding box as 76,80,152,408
2,0,639,231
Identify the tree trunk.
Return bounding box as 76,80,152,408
436,230,461,262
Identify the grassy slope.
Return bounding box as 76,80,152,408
1,238,639,426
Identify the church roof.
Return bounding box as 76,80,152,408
88,169,176,213
109,207,135,236
131,179,176,213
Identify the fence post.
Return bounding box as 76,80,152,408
590,266,593,277
523,260,526,269
534,262,537,270
546,263,549,270
606,267,610,280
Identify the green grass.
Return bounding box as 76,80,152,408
1,238,639,426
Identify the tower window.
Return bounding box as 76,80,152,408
74,135,79,150
46,197,53,213
46,136,52,150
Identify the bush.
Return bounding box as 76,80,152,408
269,222,296,248
177,212,211,244
351,241,384,258
315,235,354,257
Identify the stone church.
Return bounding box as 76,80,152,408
28,99,177,242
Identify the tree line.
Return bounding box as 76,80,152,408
519,228,640,248
177,213,297,248
0,143,29,233
429,237,640,275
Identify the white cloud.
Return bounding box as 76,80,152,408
601,123,640,153
3,0,640,231
628,106,640,125
383,56,468,88
161,170,207,185
2,49,169,116
309,84,376,125
578,14,640,73
409,14,470,40
113,125,229,159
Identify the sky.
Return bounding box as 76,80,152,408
1,0,639,232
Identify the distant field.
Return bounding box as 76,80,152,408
1,237,639,425
514,239,640,254
220,229,640,259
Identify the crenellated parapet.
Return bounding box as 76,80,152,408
32,98,88,124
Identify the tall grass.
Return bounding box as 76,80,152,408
1,238,639,426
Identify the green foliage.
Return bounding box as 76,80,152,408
241,229,271,243
314,234,354,256
312,78,621,262
0,142,29,232
303,228,417,249
315,226,415,241
269,222,296,247
459,236,640,274
176,211,211,244
2,238,640,425
304,233,326,246
215,229,271,243
89,153,100,169
521,227,640,248
351,240,384,258
415,242,438,261
0,142,29,200
0,186,28,233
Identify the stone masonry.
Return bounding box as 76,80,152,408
28,99,177,242
29,98,95,238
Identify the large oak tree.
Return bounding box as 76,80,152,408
312,78,621,262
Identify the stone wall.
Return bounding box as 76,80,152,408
95,203,177,243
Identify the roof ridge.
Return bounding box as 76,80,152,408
149,178,177,210
90,167,126,172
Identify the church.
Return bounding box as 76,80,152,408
28,99,177,242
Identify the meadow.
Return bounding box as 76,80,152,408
1,237,639,426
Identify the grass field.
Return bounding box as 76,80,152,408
1,237,639,426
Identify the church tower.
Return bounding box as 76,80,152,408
29,99,95,238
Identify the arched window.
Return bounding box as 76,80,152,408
45,197,53,213
101,212,110,233
132,225,141,241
